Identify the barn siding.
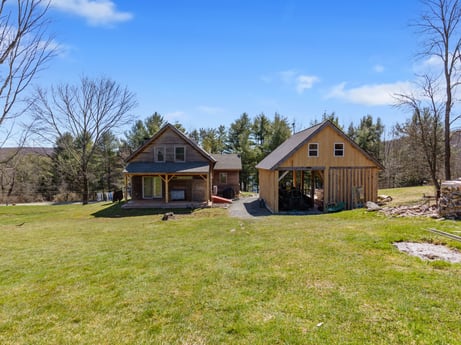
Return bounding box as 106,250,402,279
258,169,278,213
327,167,379,209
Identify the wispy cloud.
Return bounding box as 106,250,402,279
296,75,320,93
270,69,320,94
327,81,413,106
373,64,385,73
50,0,133,27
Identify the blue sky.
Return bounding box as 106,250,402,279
38,0,427,134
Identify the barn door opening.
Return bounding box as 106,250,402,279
278,169,324,211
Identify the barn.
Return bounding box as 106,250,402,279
256,120,384,213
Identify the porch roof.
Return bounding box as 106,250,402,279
124,161,210,174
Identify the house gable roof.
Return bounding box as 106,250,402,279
211,153,242,171
255,120,384,170
125,123,216,164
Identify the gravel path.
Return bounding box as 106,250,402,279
228,196,271,219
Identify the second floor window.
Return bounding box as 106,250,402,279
155,146,165,162
334,143,344,157
175,146,186,162
308,143,318,157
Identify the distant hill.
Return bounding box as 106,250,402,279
0,147,53,161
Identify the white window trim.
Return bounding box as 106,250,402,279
308,143,319,157
154,145,165,162
174,145,186,162
334,142,344,157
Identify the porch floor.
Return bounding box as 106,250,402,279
122,199,211,209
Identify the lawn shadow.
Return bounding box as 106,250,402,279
91,202,194,218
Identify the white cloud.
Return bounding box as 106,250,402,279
296,75,320,93
277,69,319,94
327,81,414,106
50,0,133,27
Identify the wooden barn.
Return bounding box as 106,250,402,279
256,120,384,213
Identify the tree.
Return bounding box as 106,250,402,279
0,0,55,150
123,112,166,153
415,0,461,180
31,76,137,204
395,75,445,192
348,115,384,160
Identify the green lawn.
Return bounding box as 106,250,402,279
0,196,460,344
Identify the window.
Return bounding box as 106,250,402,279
143,176,162,199
154,146,165,162
308,143,318,157
175,146,186,162
219,172,228,184
334,143,344,157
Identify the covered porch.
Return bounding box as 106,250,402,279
123,162,213,208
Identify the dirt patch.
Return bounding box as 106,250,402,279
394,242,461,263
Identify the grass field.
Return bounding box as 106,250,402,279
1,188,460,344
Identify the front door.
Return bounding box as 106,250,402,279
143,176,163,199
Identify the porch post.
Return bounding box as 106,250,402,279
165,174,169,203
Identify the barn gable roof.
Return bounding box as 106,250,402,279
255,120,384,170
125,123,216,164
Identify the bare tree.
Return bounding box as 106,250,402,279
31,76,137,204
416,0,461,180
395,75,445,193
0,0,55,152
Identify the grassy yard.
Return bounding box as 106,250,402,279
0,194,460,344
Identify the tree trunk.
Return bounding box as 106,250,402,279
82,173,89,205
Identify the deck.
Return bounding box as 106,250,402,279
121,199,211,209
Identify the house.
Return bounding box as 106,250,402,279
211,153,242,199
122,123,241,208
123,123,216,208
256,120,384,213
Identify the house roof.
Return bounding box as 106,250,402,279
125,123,216,164
124,162,210,174
211,153,242,171
255,120,384,170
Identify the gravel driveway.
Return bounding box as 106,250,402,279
228,196,271,219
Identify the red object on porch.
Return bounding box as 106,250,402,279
212,195,233,204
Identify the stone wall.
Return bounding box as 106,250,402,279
439,180,461,219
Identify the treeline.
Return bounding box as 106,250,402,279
1,110,459,204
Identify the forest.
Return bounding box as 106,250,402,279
1,110,460,204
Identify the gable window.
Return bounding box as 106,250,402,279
219,172,228,184
175,146,186,162
154,146,165,162
308,143,318,157
334,143,344,157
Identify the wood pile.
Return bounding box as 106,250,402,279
380,204,440,218
439,180,461,219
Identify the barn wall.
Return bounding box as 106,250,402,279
326,167,379,209
278,125,377,169
258,169,278,213
212,170,240,196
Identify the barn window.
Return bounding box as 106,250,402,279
308,143,318,157
154,146,165,162
334,143,344,157
175,146,186,162
219,172,228,184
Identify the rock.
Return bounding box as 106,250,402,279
366,201,382,211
